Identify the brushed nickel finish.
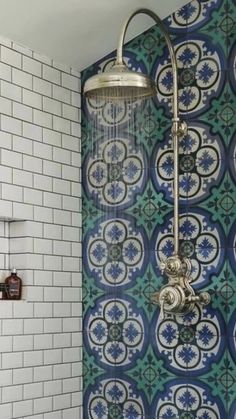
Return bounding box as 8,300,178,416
152,255,211,318
84,8,211,317
84,63,157,100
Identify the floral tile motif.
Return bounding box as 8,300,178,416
204,264,236,321
152,304,226,374
84,296,148,369
151,122,225,204
152,35,225,116
125,264,164,321
130,99,171,154
82,204,105,234
186,1,229,60
152,379,226,418
201,350,235,411
83,136,149,211
84,375,148,419
151,209,225,286
82,0,236,416
166,0,223,34
83,350,105,391
83,215,148,290
204,76,236,129
198,173,236,235
127,345,176,405
125,181,173,239
125,25,168,72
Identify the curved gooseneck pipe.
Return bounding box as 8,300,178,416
114,9,210,316
116,9,178,118
84,8,210,316
115,8,184,255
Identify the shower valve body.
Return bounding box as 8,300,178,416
152,255,211,318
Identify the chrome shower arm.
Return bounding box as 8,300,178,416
116,8,186,254
116,9,178,120
84,7,210,316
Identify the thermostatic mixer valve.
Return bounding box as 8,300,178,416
151,255,211,319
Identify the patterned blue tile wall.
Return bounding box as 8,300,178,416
82,0,236,417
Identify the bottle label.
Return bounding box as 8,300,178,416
9,280,19,297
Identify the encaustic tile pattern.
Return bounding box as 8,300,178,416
82,0,236,417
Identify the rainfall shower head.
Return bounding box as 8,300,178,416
84,8,179,107
84,62,157,100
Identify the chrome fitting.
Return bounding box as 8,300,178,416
161,255,191,279
152,255,211,319
172,120,187,137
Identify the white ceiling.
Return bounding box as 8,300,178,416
0,0,189,71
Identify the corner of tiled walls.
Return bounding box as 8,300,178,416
0,35,82,419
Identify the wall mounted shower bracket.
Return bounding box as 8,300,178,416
84,8,211,317
172,120,188,138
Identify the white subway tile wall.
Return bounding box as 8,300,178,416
0,37,82,418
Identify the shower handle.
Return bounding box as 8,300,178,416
151,281,211,319
152,285,188,320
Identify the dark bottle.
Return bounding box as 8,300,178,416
3,269,22,300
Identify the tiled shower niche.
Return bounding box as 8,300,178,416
82,0,236,417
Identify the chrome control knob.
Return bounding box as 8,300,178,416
151,284,210,319
199,292,211,306
158,285,186,314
